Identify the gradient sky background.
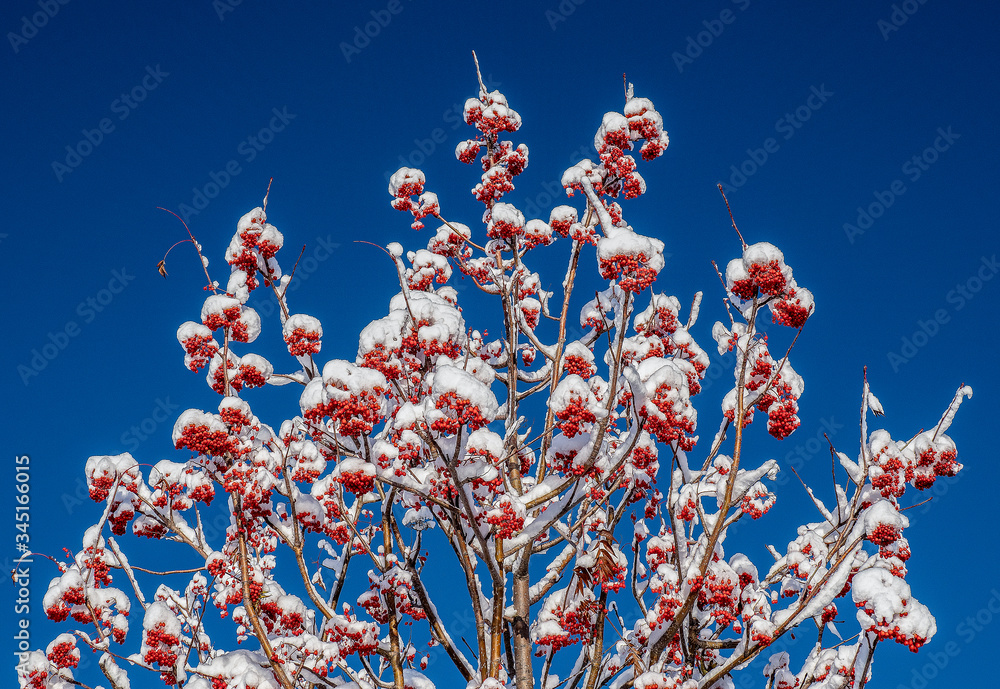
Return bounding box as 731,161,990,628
4,1,998,687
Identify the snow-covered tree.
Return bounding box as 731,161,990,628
19,63,972,689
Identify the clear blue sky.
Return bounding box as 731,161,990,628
4,1,997,687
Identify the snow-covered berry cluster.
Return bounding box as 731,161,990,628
456,90,528,207
725,242,814,329
389,167,440,230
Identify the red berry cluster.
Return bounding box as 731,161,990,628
867,523,901,547
486,501,524,539
727,247,814,329
209,355,243,395
305,388,385,439
389,168,439,230
870,437,912,499
676,498,697,522
639,384,697,451
426,223,472,260
522,219,555,250
202,306,241,333
740,344,802,440
134,519,168,540
174,422,236,457
406,257,451,292
554,396,597,439
856,604,928,653
284,327,322,356
464,91,521,136
458,92,528,207
219,405,252,432
357,588,388,624
109,499,136,535
386,568,427,621
486,210,524,242
740,485,776,520
520,301,540,330
359,343,402,382
259,601,306,637
591,97,668,200
82,546,112,587
771,290,811,328
180,332,219,372
563,354,595,379
228,246,260,290
697,573,738,627
598,252,657,294
625,98,670,161
636,304,679,338
571,221,598,246
630,444,658,472
912,441,961,491
238,361,268,388
534,599,600,654
46,639,79,669
821,604,838,625
229,317,252,343
336,469,375,495
400,319,463,361
747,261,786,296
326,609,379,658
87,474,116,503
765,398,800,440
228,209,282,291
430,391,491,435
143,623,180,675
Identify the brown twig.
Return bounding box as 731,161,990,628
717,184,747,249
156,207,215,291
262,177,273,213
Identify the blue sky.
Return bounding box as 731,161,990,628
4,1,998,687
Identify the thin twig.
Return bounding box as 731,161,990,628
262,177,273,213
156,207,216,290
717,184,747,248
472,50,487,97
